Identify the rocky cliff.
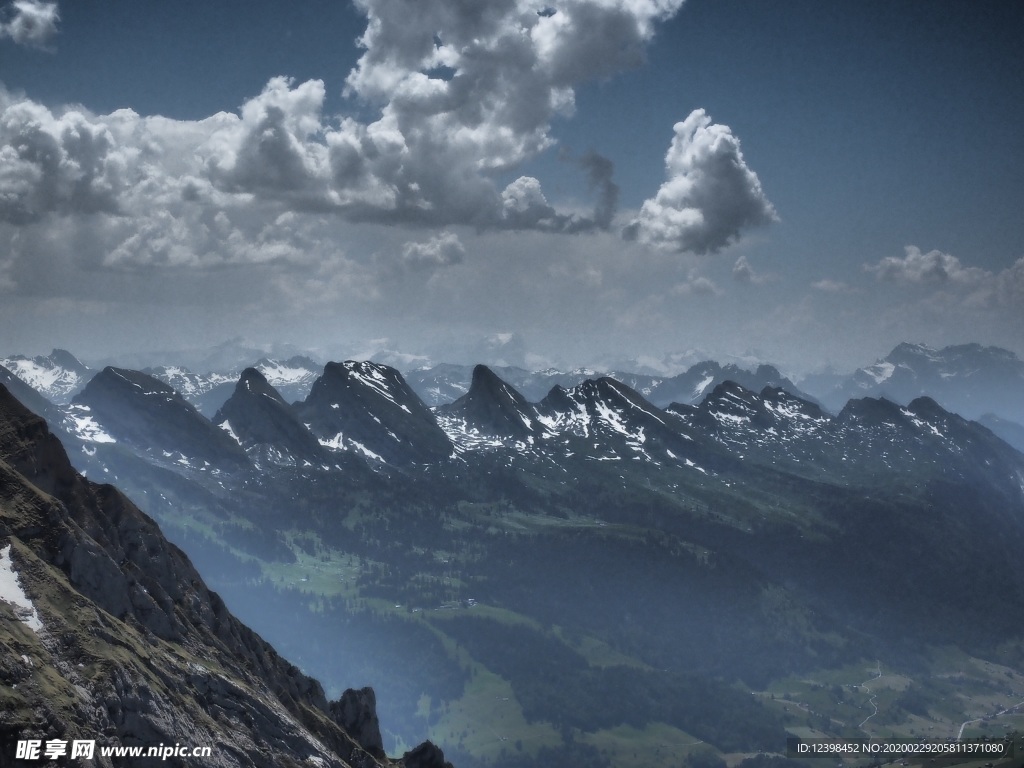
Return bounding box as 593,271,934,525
0,382,451,768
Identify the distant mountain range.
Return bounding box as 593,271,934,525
4,342,1024,766
801,342,1024,424
7,341,1023,431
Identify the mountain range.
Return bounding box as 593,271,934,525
8,341,1022,428
3,342,1024,767
801,342,1024,424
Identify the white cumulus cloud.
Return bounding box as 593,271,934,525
0,89,126,223
207,78,333,208
0,0,695,246
334,0,685,229
624,109,777,254
0,0,58,49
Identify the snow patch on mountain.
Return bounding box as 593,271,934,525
863,362,896,385
593,399,635,439
0,544,43,632
437,413,545,454
0,351,90,404
64,404,116,443
5,359,64,391
316,431,387,463
693,374,715,399
147,366,235,397
219,420,242,445
683,457,708,474
346,363,412,413
349,440,385,462
319,433,347,451
257,360,315,385
713,411,750,426
251,358,322,404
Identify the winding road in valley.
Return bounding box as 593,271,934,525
858,662,883,729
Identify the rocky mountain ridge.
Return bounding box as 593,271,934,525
0,382,452,768
5,341,1023,430
5,353,1022,493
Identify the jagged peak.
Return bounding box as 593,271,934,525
236,366,285,401
907,394,945,413
222,368,291,410
903,395,965,429
760,385,827,416
212,370,322,464
467,364,530,403
326,359,395,376
440,364,539,439
91,366,177,396
300,360,451,464
312,360,428,413
240,366,268,384
539,383,573,410
703,379,758,403
76,366,251,469
554,377,670,430
317,360,412,397
574,376,634,400
837,395,907,424
888,341,935,357
470,362,500,386
48,348,88,371
753,363,783,379
699,381,764,421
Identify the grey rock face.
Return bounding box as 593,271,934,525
330,687,385,758
401,741,454,768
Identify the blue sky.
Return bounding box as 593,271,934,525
1,0,1022,375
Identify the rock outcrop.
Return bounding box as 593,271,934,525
401,742,455,768
330,687,385,758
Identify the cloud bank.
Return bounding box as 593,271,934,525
865,245,989,285
865,245,1024,314
0,0,781,280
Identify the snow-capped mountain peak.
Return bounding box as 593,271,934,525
0,348,91,404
